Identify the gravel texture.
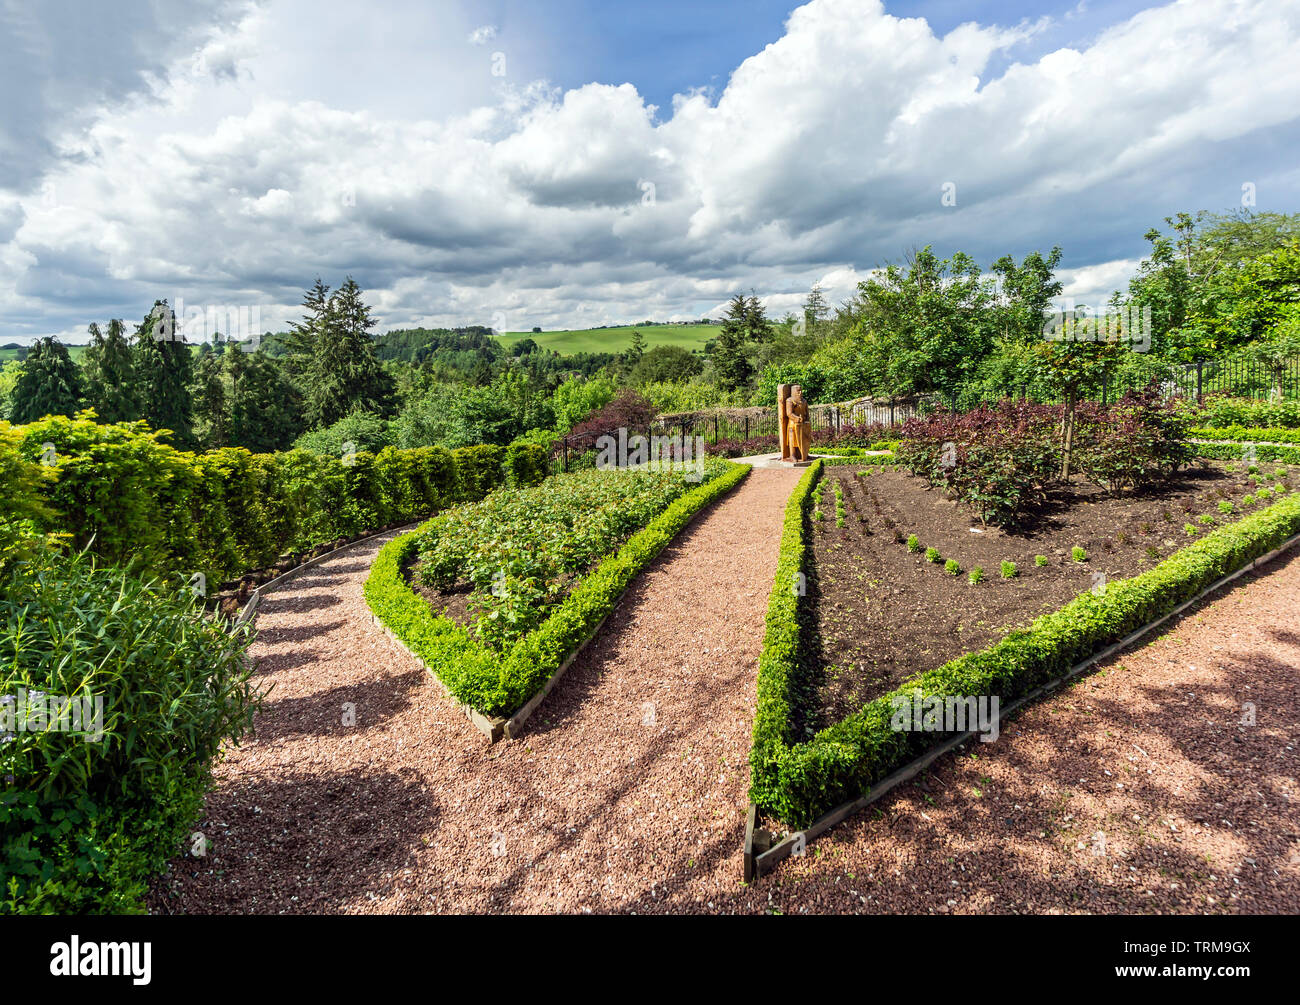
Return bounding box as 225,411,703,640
149,475,1300,915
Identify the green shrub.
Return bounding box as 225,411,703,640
1218,501,1234,514
1034,554,1049,567
906,534,921,553
968,566,983,584
1258,488,1275,501
945,558,961,575
1198,514,1216,525
1185,523,1198,536
1000,560,1017,578
1,547,258,912
1072,546,1087,562
504,441,549,488
1194,442,1300,466
925,547,941,563
1244,494,1256,505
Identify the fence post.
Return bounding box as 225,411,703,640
1196,360,1204,403
744,416,749,441
715,415,719,443
562,436,568,472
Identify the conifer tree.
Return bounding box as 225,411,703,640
10,337,83,423
306,277,394,427
133,300,196,448
81,319,139,422
229,349,306,452
713,294,753,391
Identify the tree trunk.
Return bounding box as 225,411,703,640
1060,390,1076,480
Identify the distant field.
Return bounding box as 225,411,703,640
0,344,88,363
496,324,718,354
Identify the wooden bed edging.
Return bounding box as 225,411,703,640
744,528,1300,882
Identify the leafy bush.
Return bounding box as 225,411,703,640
1000,560,1017,578
906,534,921,553
1189,425,1300,444
1,547,257,912
895,400,1057,527
1073,389,1192,494
1192,396,1300,429
945,558,961,575
968,566,983,584
292,409,393,457
925,547,941,563
1072,546,1087,562
1034,554,1049,566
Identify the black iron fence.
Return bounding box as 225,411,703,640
1169,355,1300,401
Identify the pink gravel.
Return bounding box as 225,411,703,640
149,476,1300,915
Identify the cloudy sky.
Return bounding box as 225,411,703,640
1,0,1298,344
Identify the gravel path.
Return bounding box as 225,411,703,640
149,467,801,914
150,481,1300,915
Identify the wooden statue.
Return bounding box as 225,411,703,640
786,385,811,461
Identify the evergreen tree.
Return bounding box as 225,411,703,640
802,283,830,335
624,329,646,366
133,301,196,448
191,348,228,448
306,277,394,428
744,294,775,343
80,319,139,422
713,294,753,392
229,350,306,452
10,337,83,423
280,277,331,380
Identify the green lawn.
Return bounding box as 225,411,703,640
495,324,718,354
0,344,88,364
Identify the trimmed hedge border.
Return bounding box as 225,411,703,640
365,461,752,731
1193,441,1300,464
749,460,823,805
749,476,1300,830
821,452,895,467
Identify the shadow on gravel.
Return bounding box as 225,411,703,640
147,767,439,915
252,669,429,743
254,619,347,645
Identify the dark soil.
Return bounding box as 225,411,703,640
809,459,1292,729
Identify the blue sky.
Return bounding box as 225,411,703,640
1,0,1298,343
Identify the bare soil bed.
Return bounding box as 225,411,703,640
809,459,1292,729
